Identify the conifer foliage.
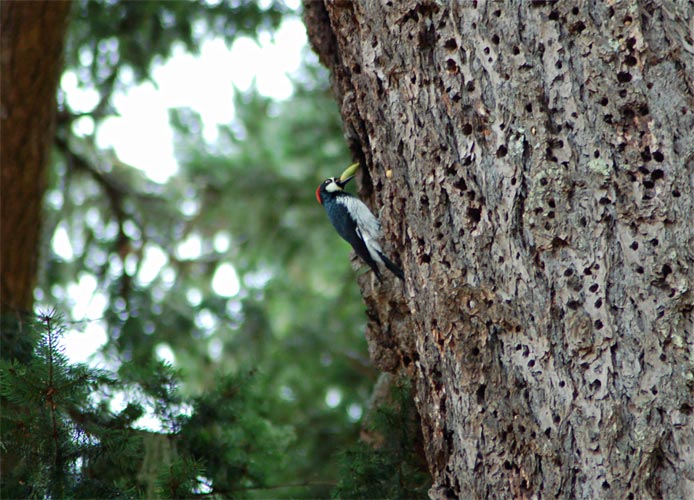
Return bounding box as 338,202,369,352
333,377,431,499
1,311,119,498
1,311,294,498
2,313,429,498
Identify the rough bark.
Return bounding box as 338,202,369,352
1,0,72,315
304,1,694,498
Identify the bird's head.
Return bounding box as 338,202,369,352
315,176,352,204
315,163,359,204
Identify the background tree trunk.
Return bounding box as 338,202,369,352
304,1,693,498
1,0,72,315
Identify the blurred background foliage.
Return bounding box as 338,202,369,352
1,0,429,498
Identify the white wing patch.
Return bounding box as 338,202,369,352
337,196,385,263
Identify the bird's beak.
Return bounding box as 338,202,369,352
337,163,360,187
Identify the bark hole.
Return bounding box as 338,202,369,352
466,206,481,224
570,21,586,34
446,59,458,74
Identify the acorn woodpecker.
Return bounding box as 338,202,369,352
315,165,404,281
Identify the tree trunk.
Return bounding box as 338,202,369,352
304,1,693,498
1,0,72,315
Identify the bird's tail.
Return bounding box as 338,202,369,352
378,252,404,280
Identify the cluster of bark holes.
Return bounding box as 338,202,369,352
482,45,494,64
616,35,640,84
564,264,613,330
632,238,662,275
599,93,651,126
543,9,645,131
634,149,668,193
496,386,566,458
530,192,557,231
417,236,431,264
630,241,672,280
543,87,672,199
547,3,633,46
543,138,564,162
445,162,484,230
547,6,587,34
515,343,540,370
418,7,674,275
516,5,639,91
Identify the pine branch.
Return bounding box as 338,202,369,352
38,310,66,497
